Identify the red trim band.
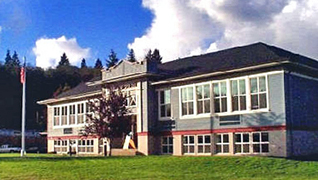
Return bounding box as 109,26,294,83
48,135,98,140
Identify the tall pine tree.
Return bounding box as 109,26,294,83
94,58,103,69
4,50,12,66
11,51,20,67
81,58,87,68
145,49,152,61
127,49,136,62
152,49,162,64
57,53,70,67
106,49,119,69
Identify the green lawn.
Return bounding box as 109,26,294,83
0,154,318,180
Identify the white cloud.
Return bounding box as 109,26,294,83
33,36,90,69
129,0,318,62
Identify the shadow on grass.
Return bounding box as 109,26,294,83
287,154,318,162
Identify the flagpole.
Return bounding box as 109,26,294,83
20,57,26,157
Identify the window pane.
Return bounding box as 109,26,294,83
163,146,168,153
261,133,269,142
182,103,187,115
162,137,168,144
165,90,171,104
213,83,219,97
166,104,171,117
204,100,210,113
216,135,221,143
235,144,242,153
182,88,187,101
189,146,195,153
259,76,266,92
253,133,260,142
240,96,247,110
197,86,203,99
250,78,258,93
205,145,211,153
216,145,222,153
168,146,173,154
232,96,239,111
197,101,203,114
160,91,165,104
198,136,203,144
160,106,165,117
253,144,260,153
223,145,229,153
168,137,173,144
260,93,267,108
188,102,194,114
205,135,211,143
188,87,193,100
221,82,227,96
221,98,227,112
204,85,210,98
231,80,238,95
262,144,269,153
198,145,203,153
243,144,249,153
239,79,246,94
251,95,258,110
189,136,194,144
223,134,229,143
243,134,249,142
183,136,188,144
214,99,220,113
235,134,241,142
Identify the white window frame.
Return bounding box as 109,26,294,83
180,86,195,117
231,78,247,112
197,134,211,154
234,133,250,154
69,104,76,125
78,139,94,153
161,136,173,154
158,89,172,120
196,84,211,115
249,75,269,111
183,135,195,155
252,132,269,154
53,107,60,126
212,81,228,113
215,134,230,154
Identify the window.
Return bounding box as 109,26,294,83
198,135,211,154
216,134,229,154
77,103,85,124
53,107,60,126
250,76,267,110
252,132,269,153
159,90,171,118
54,140,67,153
231,79,246,111
69,105,76,125
126,90,137,107
181,87,194,115
54,140,60,152
196,85,211,114
183,135,195,154
162,136,173,154
213,82,227,113
78,139,94,153
61,106,68,125
235,133,250,153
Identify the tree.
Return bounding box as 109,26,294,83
127,49,136,62
81,58,87,68
81,89,131,156
106,49,119,69
145,49,152,61
152,49,162,64
11,51,20,67
4,50,12,66
57,53,70,67
94,58,103,69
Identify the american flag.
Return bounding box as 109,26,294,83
20,65,25,84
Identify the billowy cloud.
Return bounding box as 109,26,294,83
33,36,90,69
129,0,318,62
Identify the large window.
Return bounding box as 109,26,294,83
196,85,211,114
159,90,171,118
213,82,227,113
77,103,85,124
78,139,94,153
54,140,67,153
53,107,60,126
181,87,194,116
69,104,76,125
183,135,195,154
231,79,246,111
252,132,269,153
235,133,250,153
162,136,173,154
198,135,211,154
216,134,229,154
61,106,68,125
250,76,267,110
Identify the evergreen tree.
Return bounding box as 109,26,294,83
106,49,119,69
94,58,103,69
4,50,12,66
152,49,162,64
145,49,152,61
57,53,70,67
81,58,87,68
127,49,136,62
11,51,20,67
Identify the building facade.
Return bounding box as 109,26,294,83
38,42,318,157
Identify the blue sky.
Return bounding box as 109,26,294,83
0,0,152,67
1,0,318,68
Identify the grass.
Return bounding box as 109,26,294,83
0,154,318,180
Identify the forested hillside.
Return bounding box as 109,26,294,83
0,51,102,130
